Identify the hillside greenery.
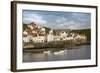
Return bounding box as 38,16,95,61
71,29,91,41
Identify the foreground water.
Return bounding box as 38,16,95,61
23,45,91,62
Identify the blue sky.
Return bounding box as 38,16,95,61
23,10,91,29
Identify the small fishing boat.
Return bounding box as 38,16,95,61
43,51,51,54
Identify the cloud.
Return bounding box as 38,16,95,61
56,17,67,23
23,10,90,29
54,14,90,29
52,17,75,29
32,14,47,25
23,13,47,26
23,17,34,24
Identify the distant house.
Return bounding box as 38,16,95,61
23,35,32,43
74,34,86,40
54,36,61,41
23,37,29,43
60,31,68,40
47,30,54,42
27,25,34,30
40,27,46,34
47,34,54,42
40,28,45,32
32,36,46,43
30,22,38,28
66,37,73,40
23,31,28,35
23,21,87,44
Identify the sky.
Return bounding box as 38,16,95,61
23,10,91,30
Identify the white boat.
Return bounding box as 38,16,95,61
54,50,64,55
43,51,51,54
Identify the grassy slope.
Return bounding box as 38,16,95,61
71,29,91,41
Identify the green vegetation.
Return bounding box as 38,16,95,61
71,29,91,41
23,22,90,49
43,27,51,34
23,24,28,30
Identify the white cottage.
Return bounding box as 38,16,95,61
60,32,68,37
32,36,46,43
47,30,54,42
23,35,32,43
23,30,28,35
27,25,34,30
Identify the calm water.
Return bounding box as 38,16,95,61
23,45,91,62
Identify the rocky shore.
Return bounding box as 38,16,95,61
23,40,90,49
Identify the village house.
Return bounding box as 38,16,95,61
74,34,87,43
54,36,61,41
31,36,46,43
27,24,34,30
23,22,87,44
47,30,54,42
23,30,28,36
60,31,68,40
23,35,32,43
40,27,46,34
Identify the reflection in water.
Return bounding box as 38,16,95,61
23,45,91,62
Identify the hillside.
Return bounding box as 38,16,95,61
23,23,51,34
23,23,91,42
71,29,91,41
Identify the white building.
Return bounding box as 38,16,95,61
60,31,68,40
40,28,45,32
40,28,46,34
23,37,29,43
49,30,53,34
27,25,34,30
74,34,86,40
61,32,68,37
47,30,54,42
47,34,54,42
54,36,61,41
32,36,46,43
23,30,28,35
65,37,73,40
23,35,32,43
32,30,37,34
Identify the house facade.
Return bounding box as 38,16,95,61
23,22,87,44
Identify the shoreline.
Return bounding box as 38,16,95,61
23,43,90,52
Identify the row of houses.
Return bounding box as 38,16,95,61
23,29,87,43
23,22,87,43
